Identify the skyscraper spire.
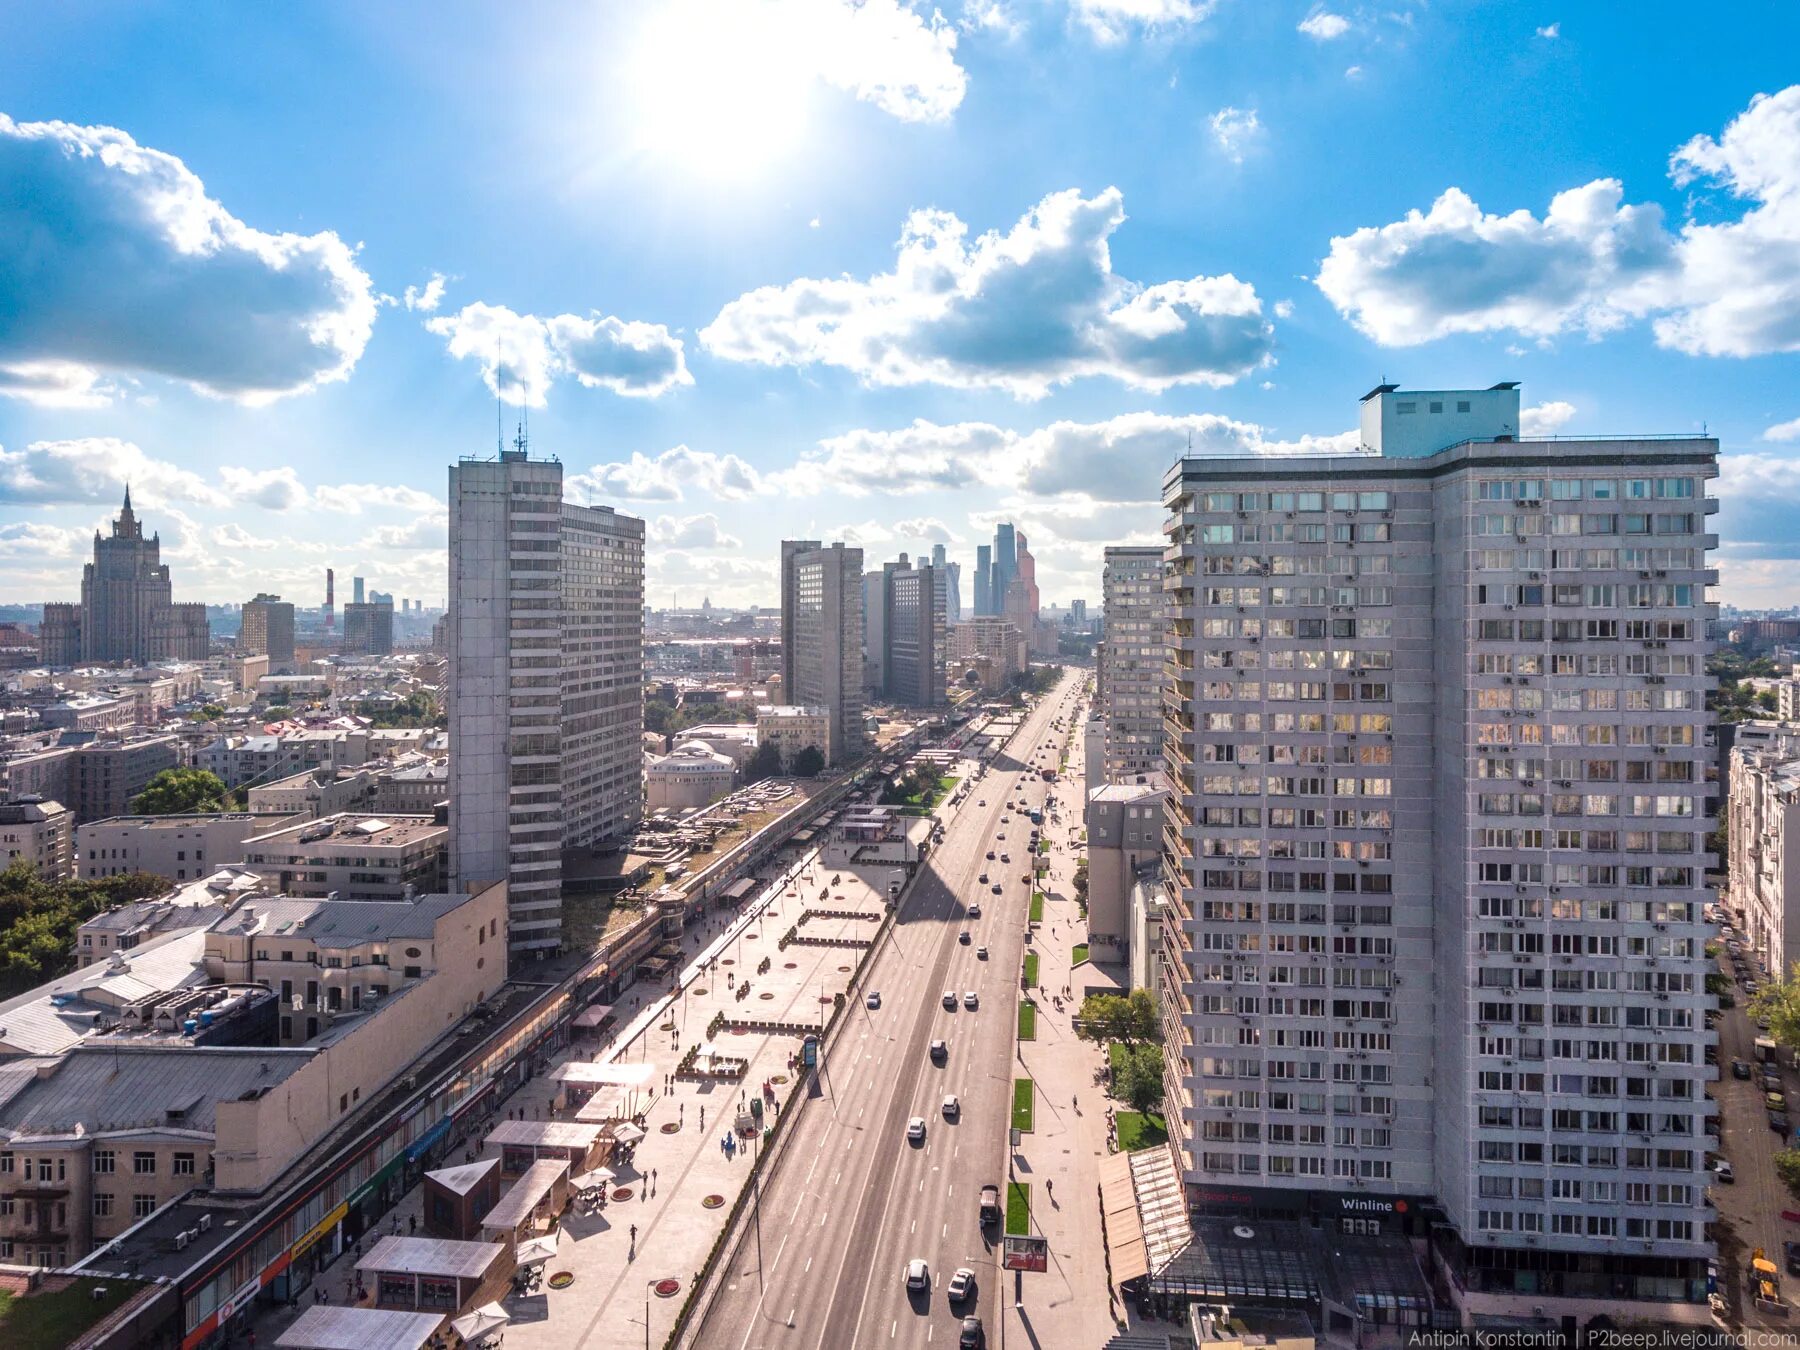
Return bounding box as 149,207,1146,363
122,482,132,512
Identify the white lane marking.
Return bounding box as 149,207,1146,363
805,1257,813,1274
890,1322,897,1339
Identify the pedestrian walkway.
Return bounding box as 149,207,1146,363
1005,690,1143,1350
240,843,896,1350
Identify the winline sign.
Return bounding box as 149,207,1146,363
1002,1235,1048,1273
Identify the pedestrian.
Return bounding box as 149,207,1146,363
700,1105,706,1128
652,1167,658,1188
408,1214,417,1234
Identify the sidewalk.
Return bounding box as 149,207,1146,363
1005,693,1142,1350
241,842,894,1350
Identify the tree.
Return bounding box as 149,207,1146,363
1074,989,1161,1047
743,743,783,783
1752,969,1800,1048
0,860,168,997
130,767,230,815
1778,1149,1800,1198
1072,857,1089,912
1115,1043,1165,1112
791,746,826,778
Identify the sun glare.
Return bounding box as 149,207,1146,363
627,1,816,182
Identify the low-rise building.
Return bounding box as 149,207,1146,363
240,813,448,900
371,758,448,815
675,723,759,770
0,797,74,880
1083,783,1164,965
756,705,830,769
75,868,260,962
41,694,135,733
645,741,737,811
199,730,368,788
246,766,380,819
4,736,188,825
78,811,297,883
0,882,509,1264
1728,725,1800,978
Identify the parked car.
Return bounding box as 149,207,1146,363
1771,1111,1790,1133
1715,1159,1736,1183
1770,1092,1789,1112
1734,1059,1754,1079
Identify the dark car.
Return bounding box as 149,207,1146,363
1772,1111,1790,1134
992,883,1002,893
986,850,996,860
969,903,982,917
959,1316,985,1349
1787,1241,1800,1276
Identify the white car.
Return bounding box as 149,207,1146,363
907,1116,927,1142
963,991,979,1010
947,1266,976,1302
943,1094,960,1119
906,1258,930,1292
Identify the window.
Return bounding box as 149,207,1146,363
132,1151,156,1175
132,1194,157,1218
93,1150,114,1175
92,1193,114,1218
172,1153,196,1176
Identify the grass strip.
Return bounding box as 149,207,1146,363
1012,1077,1035,1132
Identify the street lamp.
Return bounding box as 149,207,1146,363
645,1277,656,1350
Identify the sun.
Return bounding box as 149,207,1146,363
624,0,817,182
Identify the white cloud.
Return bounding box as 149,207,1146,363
218,465,308,511
0,438,227,508
364,513,449,550
1298,10,1351,40
1273,299,1295,319
791,0,966,122
403,272,448,312
1071,0,1215,45
893,517,960,544
0,114,375,406
646,550,778,609
0,361,122,409
571,445,764,503
961,0,1024,38
1536,22,1560,38
427,302,692,405
1209,107,1262,165
781,421,1013,496
702,186,1275,397
1521,400,1577,436
648,513,743,549
1764,417,1800,443
0,521,85,559
313,482,443,515
212,522,279,551
1344,64,1363,79
1316,85,1800,358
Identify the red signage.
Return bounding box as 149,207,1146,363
1003,1236,1049,1272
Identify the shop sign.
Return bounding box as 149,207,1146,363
290,1202,348,1259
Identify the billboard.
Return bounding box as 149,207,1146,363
1003,1236,1049,1272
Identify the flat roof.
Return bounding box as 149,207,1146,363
483,1119,601,1149
276,1307,444,1350
356,1235,504,1281
480,1159,568,1231
206,893,472,947
245,813,444,847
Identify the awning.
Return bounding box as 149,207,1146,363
611,1122,646,1143
572,1167,617,1190
1098,1152,1149,1284
514,1231,561,1267
276,1306,443,1350
572,1004,614,1029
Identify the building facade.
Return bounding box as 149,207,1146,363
78,811,291,883
449,449,645,954
755,705,831,770
1725,723,1800,982
1160,383,1717,1308
241,593,297,668
875,555,947,708
38,490,209,667
645,741,738,810
343,600,396,657
0,797,74,880
240,813,447,899
1101,546,1167,784
779,541,865,765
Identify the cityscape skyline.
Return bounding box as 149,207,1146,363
1,10,1798,615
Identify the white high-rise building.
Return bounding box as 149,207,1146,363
1161,383,1717,1311
1100,545,1166,784
449,447,645,954
780,541,865,765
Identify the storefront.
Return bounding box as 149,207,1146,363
1185,1181,1433,1238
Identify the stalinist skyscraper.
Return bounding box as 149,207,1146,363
38,488,210,666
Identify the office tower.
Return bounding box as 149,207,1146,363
974,545,993,617
450,446,646,954
780,540,865,764
877,555,947,707
931,543,963,623
241,593,296,668
992,523,1016,618
352,575,366,605
343,598,395,656
1100,546,1165,783
38,489,209,666
1071,599,1088,628
324,568,335,632
863,569,888,694
1160,382,1717,1307
1003,530,1040,628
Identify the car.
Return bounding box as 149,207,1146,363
943,990,958,1009
1021,874,1031,884
1715,1159,1736,1183
947,1266,976,1302
930,1038,948,1062
986,850,996,860
1766,1073,1784,1092
960,930,971,944
1000,852,1011,864
943,1094,960,1119
969,902,982,917
1787,1241,1800,1276
964,991,979,1009
907,1116,927,1142
866,991,881,1009
978,872,989,884
977,945,989,960
977,799,986,807
906,1258,930,1292
959,1316,985,1348
1771,1092,1789,1112
1772,1111,1790,1133
992,883,1003,894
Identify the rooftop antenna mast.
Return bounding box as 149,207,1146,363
495,336,504,457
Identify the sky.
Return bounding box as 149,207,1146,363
1,0,1798,612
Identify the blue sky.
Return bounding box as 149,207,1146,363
1,0,1797,609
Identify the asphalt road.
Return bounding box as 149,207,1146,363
692,671,1084,1350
